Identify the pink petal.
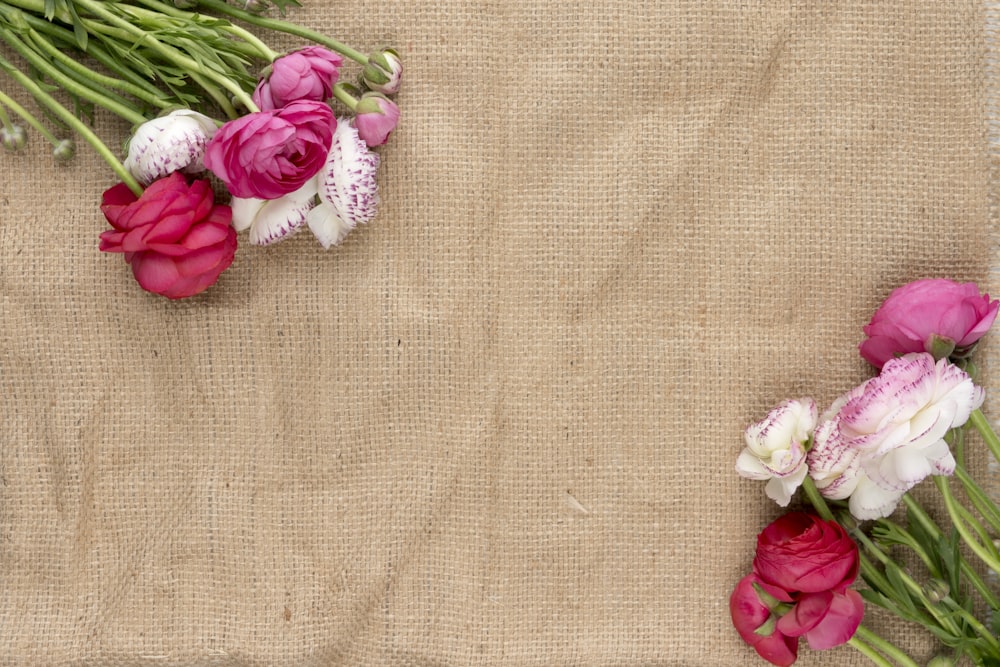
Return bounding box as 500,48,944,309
804,590,864,650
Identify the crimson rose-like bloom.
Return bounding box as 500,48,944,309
204,100,335,199
753,512,858,594
731,513,864,664
859,279,998,368
99,172,237,299
253,46,343,111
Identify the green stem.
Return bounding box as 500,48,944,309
0,88,60,145
853,625,920,667
0,29,148,125
1,63,142,194
970,408,1000,463
0,101,12,131
851,527,964,637
847,636,896,667
902,494,1000,609
800,475,836,521
17,13,172,101
24,28,170,110
331,82,359,111
954,465,1000,535
73,0,258,112
933,475,1000,573
126,0,278,61
196,0,367,63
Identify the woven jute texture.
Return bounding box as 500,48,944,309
0,2,995,665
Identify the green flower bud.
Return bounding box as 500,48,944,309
239,0,269,14
927,655,955,667
1,124,27,151
52,138,75,162
362,48,402,95
922,579,950,603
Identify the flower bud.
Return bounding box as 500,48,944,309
354,92,400,147
922,579,950,603
124,110,217,185
927,656,955,667
53,138,75,162
253,46,343,111
362,48,402,95
239,0,269,13
1,124,27,151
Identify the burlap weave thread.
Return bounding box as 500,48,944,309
0,2,994,665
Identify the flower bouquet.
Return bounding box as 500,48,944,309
0,0,402,298
732,279,1000,667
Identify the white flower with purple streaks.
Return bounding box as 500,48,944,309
231,180,317,246
307,119,379,249
124,110,218,185
737,398,816,506
808,353,984,520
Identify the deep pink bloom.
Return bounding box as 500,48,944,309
354,93,400,147
776,589,865,651
253,46,343,111
730,574,798,667
753,513,859,594
860,279,998,368
204,100,335,200
731,514,864,664
99,173,236,299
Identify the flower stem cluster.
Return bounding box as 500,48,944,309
0,0,403,298
734,279,1000,667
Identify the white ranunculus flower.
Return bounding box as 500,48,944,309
231,180,318,246
124,110,218,185
736,398,816,506
808,353,984,520
307,118,380,249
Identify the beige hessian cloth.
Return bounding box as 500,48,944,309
0,2,995,665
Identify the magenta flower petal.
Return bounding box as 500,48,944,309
803,590,864,650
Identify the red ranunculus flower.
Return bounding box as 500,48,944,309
731,513,865,664
204,100,335,200
253,46,343,111
99,172,237,299
859,279,998,368
753,512,859,594
730,574,798,667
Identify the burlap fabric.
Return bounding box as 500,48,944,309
0,2,994,665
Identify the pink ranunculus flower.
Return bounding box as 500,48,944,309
203,100,335,200
860,279,999,368
353,92,400,147
99,172,237,299
737,399,816,507
808,353,984,520
775,588,865,651
253,46,344,111
730,574,798,667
